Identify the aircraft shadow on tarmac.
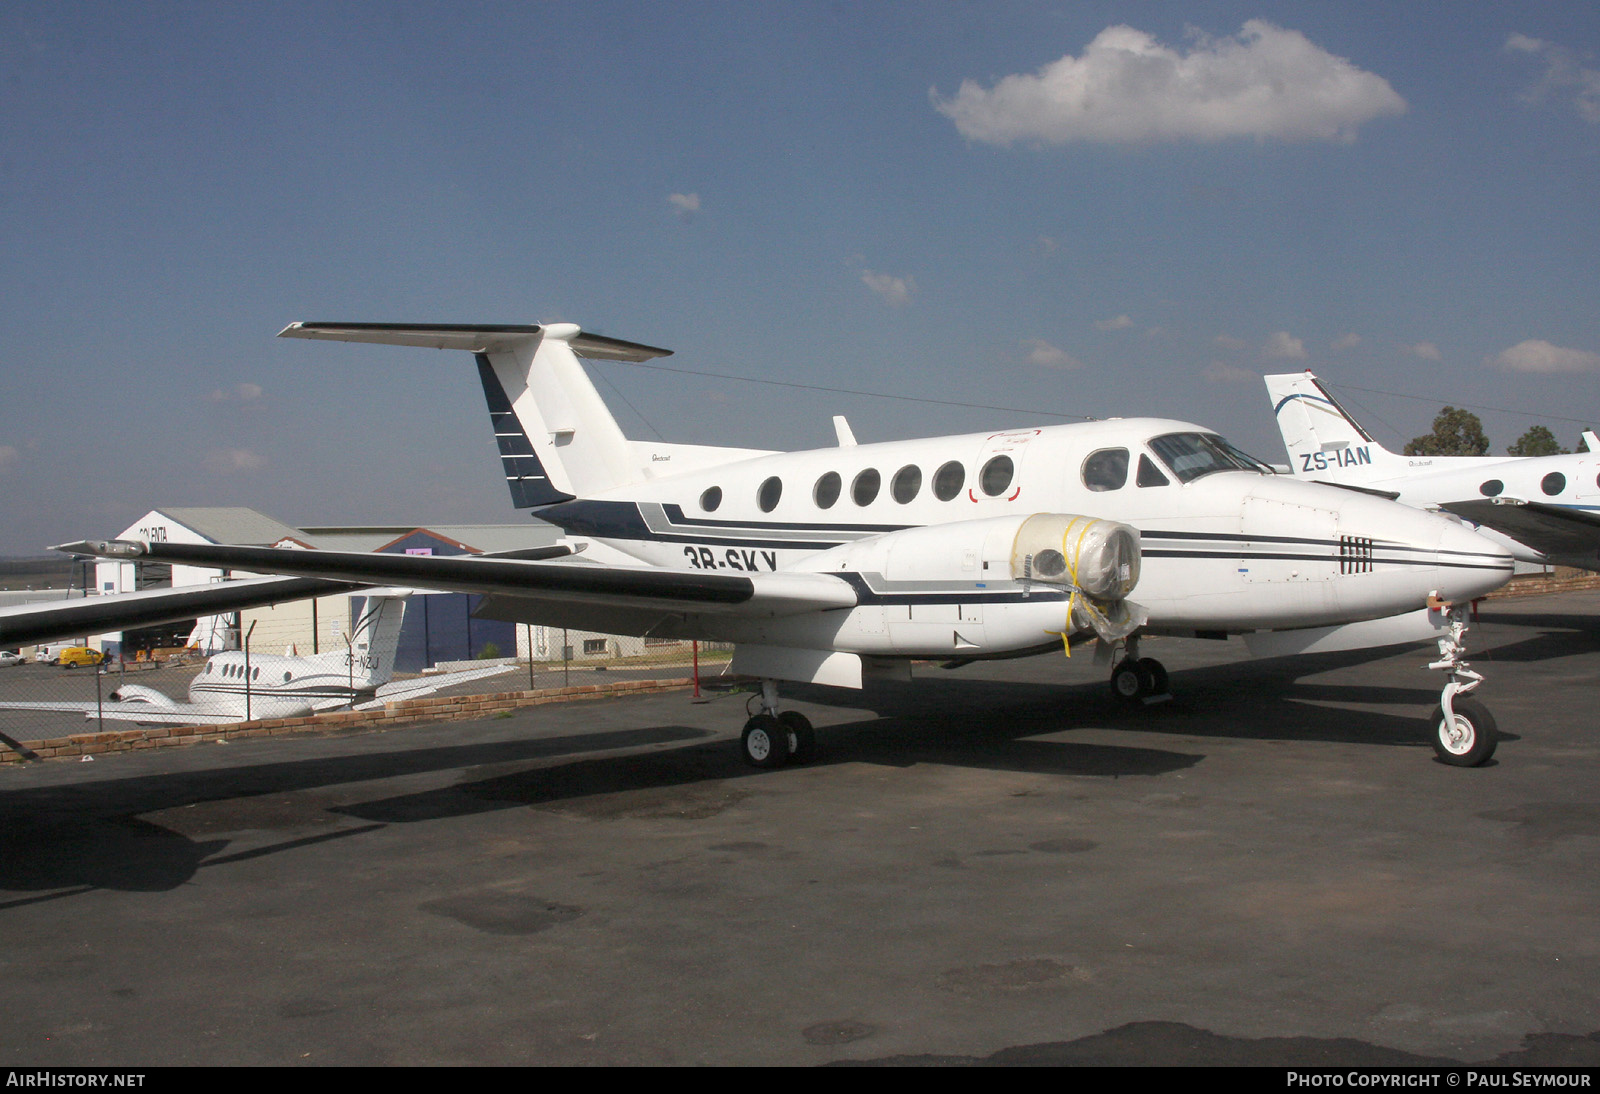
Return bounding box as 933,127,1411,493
3,607,1591,900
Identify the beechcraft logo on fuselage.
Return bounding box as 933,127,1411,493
1300,446,1372,473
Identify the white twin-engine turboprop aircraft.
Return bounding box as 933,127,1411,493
61,322,1514,767
1265,370,1600,572
0,591,518,726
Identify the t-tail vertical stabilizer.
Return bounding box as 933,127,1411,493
1264,371,1402,485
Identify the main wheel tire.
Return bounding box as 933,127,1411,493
1429,696,1498,767
1109,658,1152,704
1138,657,1169,696
777,711,816,764
741,714,791,769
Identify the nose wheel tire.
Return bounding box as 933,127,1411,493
777,711,816,764
1110,658,1154,704
1429,696,1498,767
741,714,792,769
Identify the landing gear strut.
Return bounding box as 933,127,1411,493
1108,635,1169,705
740,679,816,768
1426,600,1497,766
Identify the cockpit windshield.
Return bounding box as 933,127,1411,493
1147,432,1273,483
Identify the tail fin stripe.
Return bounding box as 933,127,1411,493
475,353,575,507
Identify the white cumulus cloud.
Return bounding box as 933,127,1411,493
861,271,916,307
1410,342,1442,361
1490,339,1600,374
1506,34,1600,123
1094,314,1135,331
1263,331,1307,360
932,21,1406,145
667,192,701,216
1204,361,1258,384
1331,332,1362,350
207,381,264,403
204,448,265,474
1023,339,1083,369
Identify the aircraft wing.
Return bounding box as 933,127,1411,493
361,664,523,709
1441,499,1600,566
55,540,859,623
0,575,361,649
0,700,250,726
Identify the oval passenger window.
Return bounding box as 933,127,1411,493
891,465,922,504
980,455,1014,497
758,477,783,513
852,469,881,506
813,472,841,509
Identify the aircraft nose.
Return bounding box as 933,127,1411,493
1432,516,1515,603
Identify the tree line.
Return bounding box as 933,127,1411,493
1403,408,1584,457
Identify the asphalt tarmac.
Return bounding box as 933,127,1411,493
2,592,1598,1066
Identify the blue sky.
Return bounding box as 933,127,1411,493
3,1,1597,555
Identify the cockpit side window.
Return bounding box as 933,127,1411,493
1136,454,1170,487
1081,448,1129,492
1148,432,1270,484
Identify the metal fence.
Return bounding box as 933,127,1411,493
0,632,733,746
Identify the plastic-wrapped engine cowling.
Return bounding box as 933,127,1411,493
1010,514,1146,644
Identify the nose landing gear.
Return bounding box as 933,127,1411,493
1426,598,1497,767
740,679,816,768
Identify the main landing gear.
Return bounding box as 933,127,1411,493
1108,635,1170,705
740,679,816,769
1426,599,1497,767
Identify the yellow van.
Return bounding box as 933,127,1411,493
56,647,109,668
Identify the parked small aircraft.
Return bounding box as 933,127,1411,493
57,321,1514,765
1266,371,1600,571
0,591,516,725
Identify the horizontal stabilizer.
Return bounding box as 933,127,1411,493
278,322,673,362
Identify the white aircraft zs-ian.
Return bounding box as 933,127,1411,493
55,322,1516,766
0,592,516,726
1266,371,1600,571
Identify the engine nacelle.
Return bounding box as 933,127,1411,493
799,513,1140,601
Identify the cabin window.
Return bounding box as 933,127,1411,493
1082,448,1129,492
932,461,965,501
205,663,213,675
1137,454,1170,487
282,672,292,683
758,476,783,513
1479,479,1503,497
700,486,722,512
1542,472,1566,496
980,455,1015,497
814,472,841,509
892,464,922,504
252,668,260,681
852,468,881,506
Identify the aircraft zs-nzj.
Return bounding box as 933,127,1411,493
0,592,516,726
1267,370,1600,572
56,322,1515,766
